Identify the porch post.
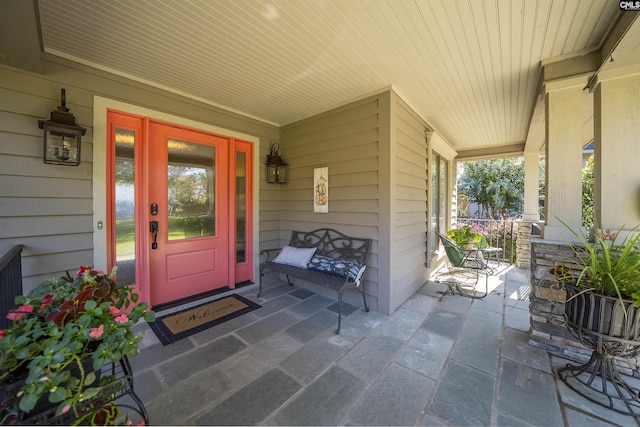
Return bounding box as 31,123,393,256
515,151,541,268
542,75,590,241
522,151,540,221
591,66,640,230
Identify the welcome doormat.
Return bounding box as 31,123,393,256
150,294,261,346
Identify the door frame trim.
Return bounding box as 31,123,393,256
93,96,260,292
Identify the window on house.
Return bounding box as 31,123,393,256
430,152,448,253
114,128,136,286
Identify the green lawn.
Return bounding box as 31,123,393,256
115,218,206,257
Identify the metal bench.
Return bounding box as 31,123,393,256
258,228,371,334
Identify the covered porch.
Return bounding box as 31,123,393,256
1,2,640,425
128,267,637,426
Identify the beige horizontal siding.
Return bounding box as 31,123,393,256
279,94,382,311
391,92,429,310
0,197,92,216
1,58,279,292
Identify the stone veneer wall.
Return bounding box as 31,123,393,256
529,239,640,371
529,239,591,361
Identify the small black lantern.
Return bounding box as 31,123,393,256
266,142,287,183
38,89,86,166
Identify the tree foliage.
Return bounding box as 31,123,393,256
115,159,134,184
457,158,524,219
582,155,594,230
168,166,209,215
538,156,545,219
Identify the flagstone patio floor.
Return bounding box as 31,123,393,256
125,266,640,426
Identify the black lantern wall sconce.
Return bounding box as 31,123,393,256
265,142,288,184
38,89,86,166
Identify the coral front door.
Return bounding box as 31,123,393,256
148,122,230,306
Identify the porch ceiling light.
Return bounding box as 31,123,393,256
266,142,287,184
38,88,86,166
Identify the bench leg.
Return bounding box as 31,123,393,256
336,283,369,334
336,287,347,335
257,267,264,297
335,301,342,335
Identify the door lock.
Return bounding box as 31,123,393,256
150,220,159,249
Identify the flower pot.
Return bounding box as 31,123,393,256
1,266,154,425
559,283,640,416
1,355,100,424
564,283,640,357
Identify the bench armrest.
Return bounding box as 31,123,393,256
259,248,282,263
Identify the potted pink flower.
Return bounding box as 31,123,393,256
0,266,155,424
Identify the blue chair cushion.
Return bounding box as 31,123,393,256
307,255,366,284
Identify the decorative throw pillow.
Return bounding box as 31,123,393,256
348,263,367,285
307,255,367,284
272,246,317,269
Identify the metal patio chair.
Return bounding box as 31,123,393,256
437,233,490,299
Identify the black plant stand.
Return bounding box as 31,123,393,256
559,283,640,418
4,356,149,426
559,352,640,416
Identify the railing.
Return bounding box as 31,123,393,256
0,245,24,330
455,219,516,264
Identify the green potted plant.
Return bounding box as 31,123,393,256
550,222,640,415
446,223,484,249
559,222,640,306
0,266,155,424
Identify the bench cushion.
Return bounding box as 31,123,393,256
272,246,317,269
307,255,366,284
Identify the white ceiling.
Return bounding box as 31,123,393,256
34,0,623,152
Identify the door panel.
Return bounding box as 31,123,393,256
148,122,229,306
109,116,139,285
233,140,254,284
166,249,217,279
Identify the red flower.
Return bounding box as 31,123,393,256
109,305,121,316
39,294,54,312
0,331,5,339
7,305,34,321
76,266,92,278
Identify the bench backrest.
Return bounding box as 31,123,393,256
288,228,371,265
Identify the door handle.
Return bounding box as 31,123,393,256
150,221,159,249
